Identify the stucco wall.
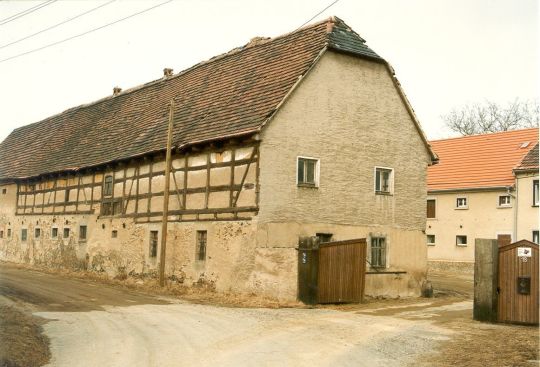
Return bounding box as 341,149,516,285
426,190,514,263
516,172,539,242
257,51,431,297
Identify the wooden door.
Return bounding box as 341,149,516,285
317,239,366,303
497,240,539,325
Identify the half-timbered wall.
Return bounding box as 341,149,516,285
14,143,259,221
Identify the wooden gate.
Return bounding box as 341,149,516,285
497,240,539,325
298,238,366,304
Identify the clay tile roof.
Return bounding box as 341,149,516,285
428,128,539,192
0,16,383,180
515,142,539,171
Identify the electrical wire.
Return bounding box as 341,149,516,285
0,0,117,50
296,0,341,31
0,0,173,64
0,0,57,26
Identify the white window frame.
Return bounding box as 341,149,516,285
374,166,394,195
369,234,388,269
296,156,320,188
533,230,539,244
534,180,539,207
456,196,468,209
426,234,436,246
497,194,511,208
456,235,468,246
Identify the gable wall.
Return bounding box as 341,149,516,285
256,51,432,297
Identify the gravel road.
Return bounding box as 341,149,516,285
0,263,456,367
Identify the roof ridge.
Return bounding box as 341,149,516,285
430,127,539,143
7,18,338,136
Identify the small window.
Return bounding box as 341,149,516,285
370,237,386,268
7,229,11,237
196,230,207,261
65,189,70,203
534,180,539,206
79,225,87,241
51,228,58,238
21,229,27,242
427,199,436,219
34,228,41,239
112,230,118,238
63,228,70,239
149,231,158,258
0,231,3,238
498,195,511,207
103,175,113,197
297,157,319,187
456,197,468,209
316,233,333,243
28,184,36,192
2,188,6,194
375,167,393,194
533,231,539,244
456,235,467,246
427,234,435,245
100,198,122,216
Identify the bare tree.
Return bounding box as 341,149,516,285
442,99,539,136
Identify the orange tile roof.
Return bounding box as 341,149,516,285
428,128,539,191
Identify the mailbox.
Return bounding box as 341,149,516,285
517,276,531,295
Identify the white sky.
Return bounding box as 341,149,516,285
0,0,538,143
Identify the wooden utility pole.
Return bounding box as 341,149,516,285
159,100,175,287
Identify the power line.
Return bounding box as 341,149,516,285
0,0,57,26
0,0,117,50
0,0,173,64
296,0,341,31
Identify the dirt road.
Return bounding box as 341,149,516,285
0,263,537,367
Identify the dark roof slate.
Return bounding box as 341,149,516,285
516,142,539,171
0,17,383,180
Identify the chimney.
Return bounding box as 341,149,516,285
113,86,122,96
163,68,173,77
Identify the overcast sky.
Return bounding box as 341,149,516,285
0,0,537,143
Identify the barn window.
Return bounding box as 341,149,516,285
101,198,122,216
7,229,11,237
456,197,468,209
34,228,41,239
79,225,87,241
427,199,436,218
51,228,58,238
498,195,511,207
316,233,333,243
375,167,393,194
63,228,70,238
456,235,467,246
21,229,27,242
149,231,158,258
370,237,386,268
103,175,113,197
2,188,6,194
297,157,319,187
196,230,207,261
533,231,539,244
427,234,435,245
112,230,118,238
534,180,539,206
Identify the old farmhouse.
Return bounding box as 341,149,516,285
0,17,437,300
427,128,539,270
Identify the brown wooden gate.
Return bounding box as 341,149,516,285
298,238,366,304
497,240,539,325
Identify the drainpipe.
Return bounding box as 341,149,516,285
510,181,518,241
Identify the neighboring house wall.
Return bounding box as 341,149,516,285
426,190,514,264
516,172,539,243
258,51,432,297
